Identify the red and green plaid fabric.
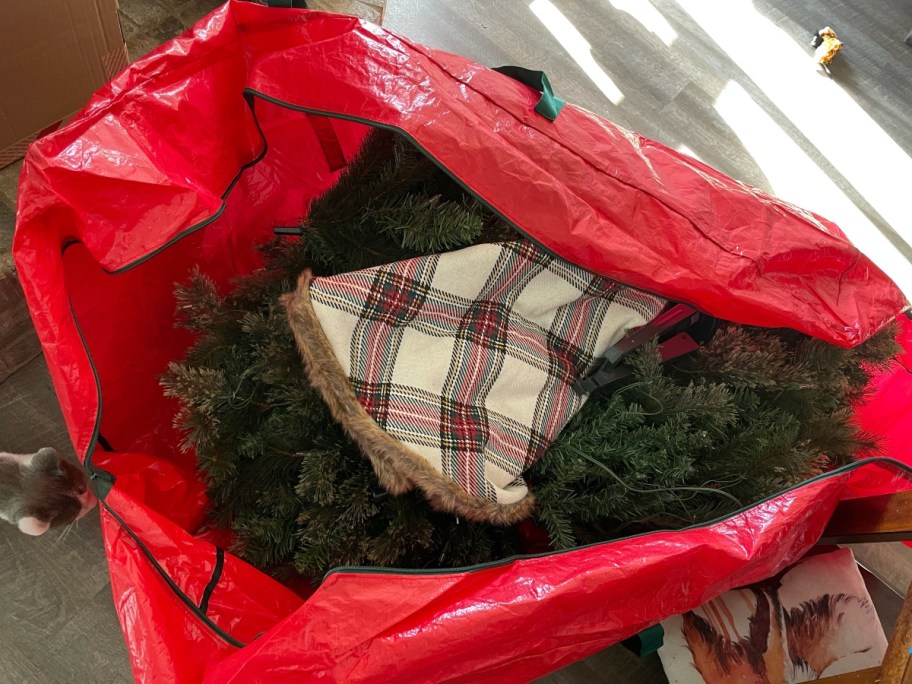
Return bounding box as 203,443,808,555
309,240,666,505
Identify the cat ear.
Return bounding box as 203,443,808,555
17,516,51,536
23,448,60,473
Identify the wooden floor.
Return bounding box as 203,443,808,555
0,359,133,683
0,0,910,682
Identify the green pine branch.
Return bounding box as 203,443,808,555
161,126,902,579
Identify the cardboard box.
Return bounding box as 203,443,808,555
0,0,127,168
308,1,386,24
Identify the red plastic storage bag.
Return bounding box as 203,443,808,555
12,2,912,681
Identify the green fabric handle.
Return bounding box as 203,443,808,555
621,623,664,657
493,65,566,121
266,0,308,7
88,467,115,500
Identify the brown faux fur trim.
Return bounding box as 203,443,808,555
282,272,536,526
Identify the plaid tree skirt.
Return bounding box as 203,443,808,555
284,241,666,523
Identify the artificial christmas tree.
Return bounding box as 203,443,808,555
162,129,900,580
283,239,668,524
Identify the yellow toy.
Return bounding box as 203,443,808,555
812,26,843,73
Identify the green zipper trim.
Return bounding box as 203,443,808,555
108,94,269,276
242,89,720,315
56,89,912,648
57,94,272,649
320,455,912,579
235,92,912,581
65,280,247,646
245,89,559,257
63,278,110,495
103,500,245,647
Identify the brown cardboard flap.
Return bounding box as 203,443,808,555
0,0,125,166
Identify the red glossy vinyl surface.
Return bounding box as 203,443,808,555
12,3,912,681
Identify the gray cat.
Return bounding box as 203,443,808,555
0,447,96,535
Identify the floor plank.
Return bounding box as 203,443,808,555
0,197,15,276
40,584,135,684
0,356,77,455
0,275,42,382
0,357,133,683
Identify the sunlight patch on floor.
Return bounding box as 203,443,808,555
677,0,912,297
608,0,677,47
714,81,912,298
675,144,704,164
530,0,625,105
